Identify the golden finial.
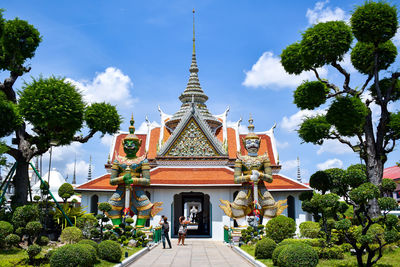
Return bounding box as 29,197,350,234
193,8,195,54
127,113,136,137
248,113,255,133
245,114,259,140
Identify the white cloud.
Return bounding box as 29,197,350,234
281,159,298,172
42,142,83,162
317,158,343,170
338,53,357,73
393,29,400,46
306,0,349,25
281,109,326,132
227,120,249,134
65,160,92,178
276,140,289,149
66,67,136,108
135,121,161,134
242,52,327,89
316,139,353,155
101,134,114,147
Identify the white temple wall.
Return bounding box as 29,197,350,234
80,188,311,240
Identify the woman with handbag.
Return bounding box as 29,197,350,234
177,216,189,246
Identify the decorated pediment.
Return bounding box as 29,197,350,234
158,104,227,157
166,118,218,157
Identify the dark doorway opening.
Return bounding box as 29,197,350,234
90,195,98,214
287,195,295,219
172,192,211,238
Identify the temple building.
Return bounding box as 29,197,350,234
75,14,312,240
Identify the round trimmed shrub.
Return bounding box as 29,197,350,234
11,204,39,228
50,243,96,267
37,235,49,246
26,221,42,241
5,234,20,248
0,220,13,247
255,238,276,259
299,221,321,238
60,226,83,244
272,245,288,266
27,244,41,264
78,239,99,254
265,215,296,243
98,240,122,263
277,243,318,267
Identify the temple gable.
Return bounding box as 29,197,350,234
166,118,218,157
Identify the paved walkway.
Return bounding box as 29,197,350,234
129,239,254,267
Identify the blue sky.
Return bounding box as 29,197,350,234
1,0,399,184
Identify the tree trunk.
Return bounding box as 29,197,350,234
364,113,383,218
12,159,30,207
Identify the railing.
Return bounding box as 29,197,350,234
153,226,162,243
224,226,231,243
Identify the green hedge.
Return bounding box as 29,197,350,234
255,238,276,259
277,243,319,267
78,239,99,254
299,221,321,238
50,243,97,267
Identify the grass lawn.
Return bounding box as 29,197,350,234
240,244,400,266
0,245,145,267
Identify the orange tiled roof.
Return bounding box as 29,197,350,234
383,166,400,180
76,170,310,190
147,128,160,159
227,127,237,159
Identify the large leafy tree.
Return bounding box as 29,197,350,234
281,1,400,216
0,10,122,207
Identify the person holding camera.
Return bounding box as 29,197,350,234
159,215,172,249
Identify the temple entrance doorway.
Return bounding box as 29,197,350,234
172,192,211,238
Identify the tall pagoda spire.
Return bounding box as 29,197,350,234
72,154,77,184
166,9,221,130
87,155,92,181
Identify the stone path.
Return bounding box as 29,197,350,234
129,239,254,267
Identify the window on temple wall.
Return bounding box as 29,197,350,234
287,195,295,220
90,195,99,214
145,191,151,227
233,191,239,227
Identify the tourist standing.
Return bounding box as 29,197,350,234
177,216,189,246
159,216,172,249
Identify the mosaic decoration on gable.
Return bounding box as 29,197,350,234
166,118,218,157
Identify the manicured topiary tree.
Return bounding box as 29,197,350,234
60,226,83,244
27,244,41,264
78,239,99,254
280,0,400,220
98,240,122,263
305,164,400,267
255,238,276,259
98,202,112,239
264,215,296,243
0,9,122,207
25,221,42,245
0,221,13,248
5,234,20,248
58,183,74,203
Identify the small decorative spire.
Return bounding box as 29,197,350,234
88,155,92,181
297,156,302,183
245,114,259,140
107,154,111,164
129,114,135,135
248,114,255,133
72,154,77,184
193,9,195,54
